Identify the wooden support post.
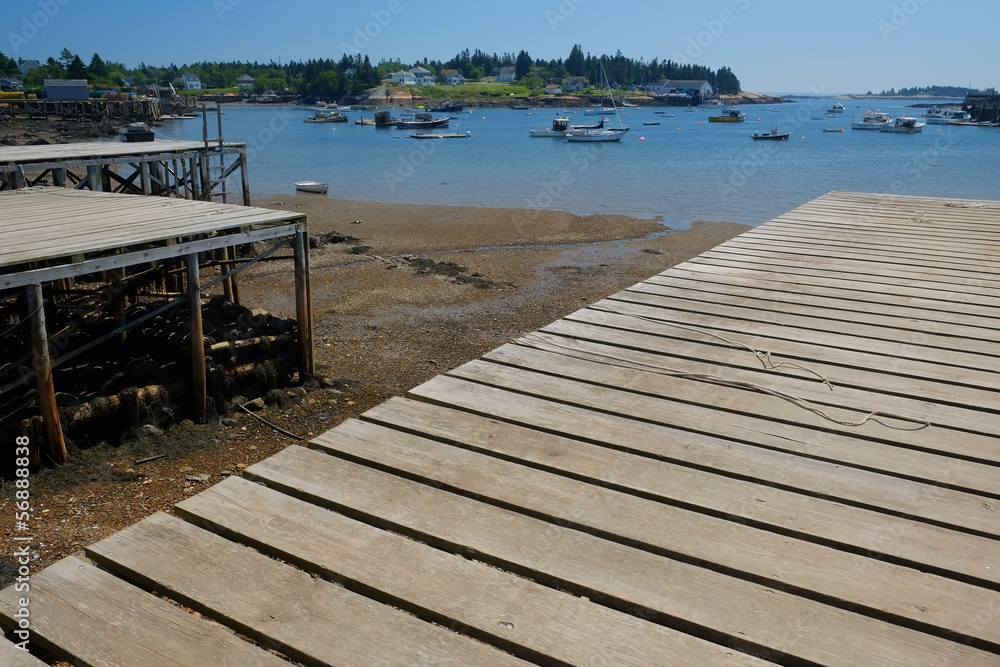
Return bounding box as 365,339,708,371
53,168,67,188
140,161,150,195
26,283,67,464
172,159,182,198
189,156,201,200
239,152,251,206
222,245,237,304
199,154,210,201
292,228,314,376
187,253,207,423
87,165,102,192
11,167,25,190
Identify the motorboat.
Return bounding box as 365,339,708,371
751,123,789,140
305,111,347,123
430,99,463,112
294,181,329,194
410,131,470,139
828,102,847,113
120,122,154,142
530,117,571,137
852,110,893,130
709,105,746,122
881,117,925,133
395,111,450,129
924,107,972,124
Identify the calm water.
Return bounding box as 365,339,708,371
154,98,1000,229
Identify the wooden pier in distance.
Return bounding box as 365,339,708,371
2,191,999,665
0,139,249,204
0,97,161,122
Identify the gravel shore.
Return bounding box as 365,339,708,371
0,193,749,594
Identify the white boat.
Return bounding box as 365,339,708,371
294,181,329,194
828,102,847,113
567,62,629,142
530,117,571,137
852,110,893,130
924,107,972,124
881,117,925,133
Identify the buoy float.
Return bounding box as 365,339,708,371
640,136,645,141
698,121,702,125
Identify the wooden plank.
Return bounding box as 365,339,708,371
363,395,1000,587
0,636,47,667
648,266,1000,323
745,221,1000,255
26,283,65,464
610,290,1000,368
308,417,1000,647
0,557,287,667
560,308,1000,398
87,512,531,667
469,342,1000,474
175,478,771,667
244,445,1000,666
539,318,1000,419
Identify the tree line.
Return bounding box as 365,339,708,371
1,44,742,98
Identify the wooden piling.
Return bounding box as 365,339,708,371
25,283,67,464
292,229,314,376
186,254,207,423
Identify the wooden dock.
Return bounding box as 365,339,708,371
2,191,999,665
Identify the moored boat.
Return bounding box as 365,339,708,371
410,131,471,139
566,128,628,142
294,181,328,194
924,107,972,124
305,111,347,123
530,117,571,137
430,99,463,112
828,102,847,113
708,105,745,122
751,123,789,140
881,117,925,133
395,111,450,129
852,110,893,130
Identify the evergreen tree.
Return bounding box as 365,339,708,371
566,44,585,77
67,54,88,79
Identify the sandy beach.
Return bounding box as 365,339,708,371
0,194,748,590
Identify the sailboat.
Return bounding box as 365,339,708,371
566,62,629,142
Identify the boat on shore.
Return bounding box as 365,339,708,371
882,117,925,133
852,110,893,130
530,117,571,137
396,111,450,129
751,123,789,140
709,105,746,122
294,181,328,194
120,122,154,142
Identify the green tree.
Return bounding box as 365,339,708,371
311,70,342,99
514,50,532,80
89,53,107,79
566,44,585,77
67,54,88,79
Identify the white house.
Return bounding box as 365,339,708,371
180,73,203,90
496,66,516,82
440,69,467,86
236,74,254,88
389,70,416,85
544,84,562,95
648,79,713,99
562,76,587,92
344,67,357,78
408,66,435,85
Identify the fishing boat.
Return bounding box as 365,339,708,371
120,122,154,142
430,99,463,112
823,128,845,133
510,105,530,110
395,111,450,129
924,107,972,124
828,102,847,113
530,117,571,137
410,131,471,139
643,121,660,126
751,123,789,140
881,117,925,133
852,110,893,130
304,111,347,123
708,105,746,122
294,181,328,194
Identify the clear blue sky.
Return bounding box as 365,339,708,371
5,0,997,94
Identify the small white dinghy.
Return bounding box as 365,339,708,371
294,181,329,194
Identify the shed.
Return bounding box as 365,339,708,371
44,79,89,101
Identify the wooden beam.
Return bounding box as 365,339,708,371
293,230,313,376
26,283,66,464
239,152,250,206
187,253,207,423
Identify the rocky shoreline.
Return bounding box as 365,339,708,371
0,116,122,146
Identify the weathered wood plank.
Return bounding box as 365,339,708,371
0,636,48,667
87,512,531,667
175,478,771,667
308,416,1000,647
244,445,1000,666
0,556,287,667
364,394,1000,587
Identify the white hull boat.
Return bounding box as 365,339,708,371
294,181,329,194
882,117,925,133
